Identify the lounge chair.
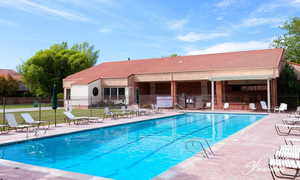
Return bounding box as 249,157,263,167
282,118,300,125
275,124,300,135
0,124,8,134
21,113,49,128
119,106,131,118
103,107,117,119
274,103,288,113
269,158,300,179
64,111,101,125
5,113,31,132
249,103,256,111
260,101,268,111
151,104,160,114
128,105,147,116
223,103,229,110
205,102,211,109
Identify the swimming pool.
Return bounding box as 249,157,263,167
0,113,265,180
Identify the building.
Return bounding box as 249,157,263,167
63,48,285,110
0,69,28,94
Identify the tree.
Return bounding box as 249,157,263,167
0,75,19,97
277,64,300,106
19,42,99,96
169,53,178,57
272,17,300,63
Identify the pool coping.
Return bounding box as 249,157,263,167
154,111,271,179
0,110,270,180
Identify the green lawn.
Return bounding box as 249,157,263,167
0,108,121,125
0,104,51,109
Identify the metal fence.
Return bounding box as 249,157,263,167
0,96,125,126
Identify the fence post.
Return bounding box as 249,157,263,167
38,97,41,122
2,97,5,124
90,96,92,117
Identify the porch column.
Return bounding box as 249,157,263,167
171,81,177,107
150,82,155,95
128,76,136,105
216,81,223,109
267,79,271,112
271,79,278,108
211,81,215,111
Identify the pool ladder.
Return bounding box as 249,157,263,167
185,138,215,159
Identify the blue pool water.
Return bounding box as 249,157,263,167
0,113,265,179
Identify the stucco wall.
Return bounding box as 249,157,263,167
88,80,101,105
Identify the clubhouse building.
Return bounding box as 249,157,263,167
63,48,285,110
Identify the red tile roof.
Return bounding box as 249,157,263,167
0,69,22,81
64,48,284,85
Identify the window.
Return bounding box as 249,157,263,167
92,87,99,96
104,88,110,96
66,89,71,100
118,88,125,96
111,88,118,98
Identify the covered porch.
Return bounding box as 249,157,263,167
135,78,277,111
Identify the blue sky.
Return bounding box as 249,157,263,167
0,0,300,70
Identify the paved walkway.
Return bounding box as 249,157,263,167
156,113,289,180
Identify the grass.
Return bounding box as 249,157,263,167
0,108,121,125
0,104,51,109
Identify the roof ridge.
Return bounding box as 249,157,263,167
100,48,283,64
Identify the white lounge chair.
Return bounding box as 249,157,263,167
151,104,160,114
64,111,101,125
282,118,300,125
269,158,300,179
274,103,288,113
205,102,211,109
260,101,268,111
223,103,229,110
249,103,256,111
103,107,117,119
5,113,31,132
21,113,49,128
275,124,300,135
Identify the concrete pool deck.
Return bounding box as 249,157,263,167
0,111,292,180
156,112,288,180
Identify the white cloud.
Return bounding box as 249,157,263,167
236,17,286,28
216,17,224,21
289,0,300,6
176,32,230,42
215,0,237,7
98,28,111,33
167,19,188,30
0,0,92,22
187,40,270,55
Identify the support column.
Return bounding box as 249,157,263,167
128,76,136,105
271,79,278,108
267,79,271,112
216,81,223,109
150,82,155,95
211,81,215,111
171,81,177,107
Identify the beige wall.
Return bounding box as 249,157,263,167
101,78,128,87
133,68,279,82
